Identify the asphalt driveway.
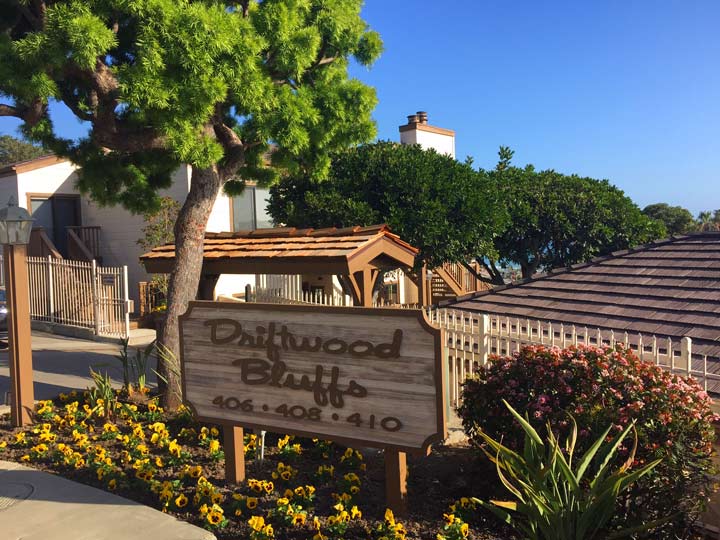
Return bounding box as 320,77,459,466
0,331,157,405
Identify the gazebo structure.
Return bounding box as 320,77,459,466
140,224,427,307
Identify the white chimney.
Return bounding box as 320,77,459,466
399,111,455,158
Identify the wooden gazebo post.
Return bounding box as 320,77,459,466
345,267,408,514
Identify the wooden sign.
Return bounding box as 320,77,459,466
179,302,447,454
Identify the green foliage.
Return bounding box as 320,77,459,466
474,400,663,540
459,344,718,536
87,368,119,419
137,196,181,296
268,141,507,268
642,203,696,235
697,210,720,231
0,135,47,166
1,0,382,210
485,148,666,281
116,339,155,395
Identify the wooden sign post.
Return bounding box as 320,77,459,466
179,301,446,514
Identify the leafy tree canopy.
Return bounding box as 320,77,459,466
697,210,720,232
483,147,666,282
0,0,382,212
0,0,382,407
268,141,507,268
0,134,47,166
642,203,696,235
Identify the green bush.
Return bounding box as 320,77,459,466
458,344,718,536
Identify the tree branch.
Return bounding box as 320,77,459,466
213,121,246,179
479,259,506,286
0,104,21,118
0,98,46,125
91,128,167,153
461,261,496,285
316,56,338,67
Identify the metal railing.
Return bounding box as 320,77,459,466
27,255,130,338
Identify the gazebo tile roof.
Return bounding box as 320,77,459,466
140,224,418,275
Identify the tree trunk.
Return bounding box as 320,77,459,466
157,165,223,409
520,260,539,280
479,259,506,286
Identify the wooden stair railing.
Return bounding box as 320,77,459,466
67,228,96,262
66,226,102,263
433,264,465,297
29,227,62,259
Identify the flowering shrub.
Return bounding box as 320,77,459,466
458,344,718,534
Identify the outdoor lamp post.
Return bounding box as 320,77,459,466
0,196,34,427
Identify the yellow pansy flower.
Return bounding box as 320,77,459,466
248,515,265,532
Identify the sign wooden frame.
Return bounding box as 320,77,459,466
179,301,447,455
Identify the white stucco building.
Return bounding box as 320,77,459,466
399,111,455,158
0,156,265,308
0,111,457,311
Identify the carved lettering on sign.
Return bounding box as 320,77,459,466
180,303,446,454
204,320,403,358
202,319,405,408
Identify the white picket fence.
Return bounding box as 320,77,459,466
247,274,422,308
428,307,720,408
27,256,131,338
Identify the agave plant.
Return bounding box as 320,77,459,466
473,400,664,540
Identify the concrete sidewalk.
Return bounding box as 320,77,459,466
0,330,158,414
0,460,214,540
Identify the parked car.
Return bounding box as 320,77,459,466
0,288,7,333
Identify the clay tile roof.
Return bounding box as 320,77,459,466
442,232,720,359
140,224,417,275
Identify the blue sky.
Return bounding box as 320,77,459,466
2,1,718,214
350,0,720,215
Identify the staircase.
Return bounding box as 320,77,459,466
67,226,103,264
29,226,103,264
29,228,62,259
430,262,490,304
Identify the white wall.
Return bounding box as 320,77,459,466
208,187,257,298
206,187,231,233
16,161,79,206
400,128,455,158
83,165,193,308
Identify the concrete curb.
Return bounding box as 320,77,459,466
0,460,215,540
29,322,156,346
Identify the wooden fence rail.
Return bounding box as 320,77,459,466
427,307,720,408
27,256,130,338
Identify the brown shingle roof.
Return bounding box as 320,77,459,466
442,232,720,358
0,154,66,176
140,224,418,275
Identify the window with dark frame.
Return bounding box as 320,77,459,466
231,186,273,231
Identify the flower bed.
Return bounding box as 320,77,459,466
0,391,511,540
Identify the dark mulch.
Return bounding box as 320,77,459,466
0,399,515,540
